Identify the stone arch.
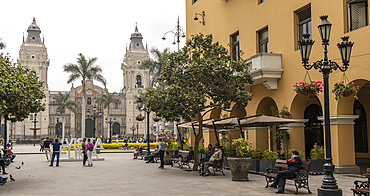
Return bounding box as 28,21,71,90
256,97,277,116
290,93,310,119
230,104,247,118
210,109,221,120
337,79,369,115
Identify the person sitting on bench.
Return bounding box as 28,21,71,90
6,144,16,162
133,145,143,159
198,144,214,172
146,146,159,163
200,144,222,177
269,150,302,194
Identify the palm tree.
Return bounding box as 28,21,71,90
63,53,107,137
49,92,77,138
96,89,121,138
140,47,170,87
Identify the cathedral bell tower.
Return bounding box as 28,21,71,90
16,17,50,139
121,24,152,138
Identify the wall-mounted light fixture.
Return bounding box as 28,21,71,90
194,11,205,25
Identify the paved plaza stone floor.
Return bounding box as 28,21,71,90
0,145,363,195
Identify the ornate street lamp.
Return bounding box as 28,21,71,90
137,97,151,156
162,16,186,52
130,125,136,140
105,116,116,140
88,105,102,138
298,15,354,196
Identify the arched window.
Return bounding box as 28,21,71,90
87,97,91,105
115,103,118,109
136,75,142,88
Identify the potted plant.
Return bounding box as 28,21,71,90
154,128,176,165
227,138,253,181
153,116,162,122
222,144,235,170
309,143,325,174
136,114,145,121
259,150,279,173
293,81,323,96
246,149,261,173
198,143,206,161
332,81,359,101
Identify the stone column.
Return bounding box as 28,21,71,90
286,119,308,153
203,129,217,147
247,127,269,152
318,115,360,174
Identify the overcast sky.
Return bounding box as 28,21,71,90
0,0,186,92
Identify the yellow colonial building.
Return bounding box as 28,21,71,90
186,0,370,173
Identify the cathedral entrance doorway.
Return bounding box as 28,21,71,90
113,122,120,136
85,118,95,138
56,122,62,138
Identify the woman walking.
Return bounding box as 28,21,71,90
85,139,94,167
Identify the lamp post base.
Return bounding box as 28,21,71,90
317,188,342,196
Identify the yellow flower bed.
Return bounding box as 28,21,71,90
102,142,177,149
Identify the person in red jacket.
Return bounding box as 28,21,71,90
269,150,302,194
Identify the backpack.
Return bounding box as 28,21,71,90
88,143,93,151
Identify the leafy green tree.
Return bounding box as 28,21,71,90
140,47,170,87
63,53,107,137
49,92,77,138
147,33,253,170
96,89,121,137
0,38,6,50
0,53,46,144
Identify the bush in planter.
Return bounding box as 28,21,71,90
231,138,253,157
246,149,261,159
198,143,206,154
223,144,236,157
310,143,324,160
262,150,279,161
284,149,305,160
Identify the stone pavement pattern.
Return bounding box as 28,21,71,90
0,152,360,196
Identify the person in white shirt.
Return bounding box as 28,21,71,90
158,137,166,169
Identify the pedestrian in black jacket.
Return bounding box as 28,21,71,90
269,150,302,194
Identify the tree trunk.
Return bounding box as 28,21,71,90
192,112,203,171
81,95,86,138
62,115,65,139
81,79,86,138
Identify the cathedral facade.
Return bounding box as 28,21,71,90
9,18,152,140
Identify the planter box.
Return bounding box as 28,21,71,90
259,160,276,174
249,159,260,173
228,157,252,181
308,159,325,174
223,156,230,170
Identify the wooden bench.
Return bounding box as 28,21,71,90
137,149,148,160
209,157,225,176
171,150,194,169
264,159,312,194
351,168,370,196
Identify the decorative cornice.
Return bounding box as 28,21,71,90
318,115,359,125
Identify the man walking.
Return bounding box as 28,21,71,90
81,138,87,166
43,137,51,160
49,139,62,167
158,137,166,169
269,150,302,194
